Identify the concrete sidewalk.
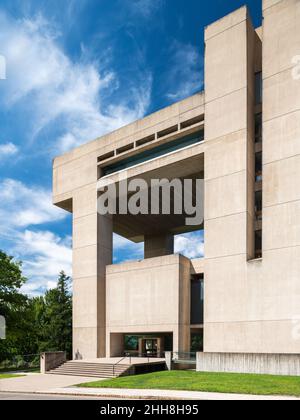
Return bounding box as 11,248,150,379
0,374,102,393
39,386,299,401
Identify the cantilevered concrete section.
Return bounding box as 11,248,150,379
53,0,300,370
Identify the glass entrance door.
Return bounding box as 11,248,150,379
143,339,158,358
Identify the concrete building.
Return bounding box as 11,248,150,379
53,0,300,370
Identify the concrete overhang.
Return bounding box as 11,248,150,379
97,145,204,242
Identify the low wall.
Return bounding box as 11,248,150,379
40,352,66,374
196,353,300,377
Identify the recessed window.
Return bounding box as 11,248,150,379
101,130,204,176
255,230,262,259
255,190,262,220
136,134,155,147
97,151,114,163
255,152,262,182
116,143,134,155
190,275,204,325
157,125,178,139
255,72,262,105
180,115,204,130
255,113,262,143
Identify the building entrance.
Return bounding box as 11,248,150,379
139,337,164,358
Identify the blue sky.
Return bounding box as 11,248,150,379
0,0,262,295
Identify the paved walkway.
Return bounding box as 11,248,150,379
0,374,101,393
41,387,298,401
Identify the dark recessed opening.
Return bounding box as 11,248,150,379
255,190,262,220
255,151,262,182
255,113,262,143
97,151,115,163
136,134,156,147
255,229,262,259
157,125,178,139
191,274,204,325
180,115,204,130
116,143,134,155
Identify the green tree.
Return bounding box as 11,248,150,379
0,250,28,360
39,271,72,358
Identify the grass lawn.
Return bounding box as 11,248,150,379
0,373,24,379
77,370,300,397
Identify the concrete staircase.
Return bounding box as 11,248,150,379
47,361,132,378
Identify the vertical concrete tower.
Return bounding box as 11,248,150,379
204,0,300,354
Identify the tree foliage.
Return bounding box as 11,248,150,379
0,250,72,361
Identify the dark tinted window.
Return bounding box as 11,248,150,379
191,276,204,325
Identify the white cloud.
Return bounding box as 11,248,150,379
0,178,70,296
0,12,152,153
175,231,204,259
131,0,164,18
0,142,18,158
166,41,203,101
113,233,144,262
13,230,72,297
0,178,66,234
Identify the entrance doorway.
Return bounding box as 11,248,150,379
139,337,164,358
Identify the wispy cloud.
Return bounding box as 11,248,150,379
166,41,203,101
0,178,70,296
0,142,18,159
0,178,66,234
175,231,204,259
0,12,152,153
14,230,72,296
130,0,164,18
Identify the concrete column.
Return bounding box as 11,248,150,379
144,233,174,259
109,333,124,357
72,185,112,360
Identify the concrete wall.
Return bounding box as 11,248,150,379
197,352,300,376
204,0,300,355
106,254,192,356
204,6,258,352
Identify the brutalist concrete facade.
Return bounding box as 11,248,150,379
53,0,300,369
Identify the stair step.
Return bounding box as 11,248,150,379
48,372,114,378
52,367,128,372
47,360,131,378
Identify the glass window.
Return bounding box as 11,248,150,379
124,336,138,351
191,276,204,325
191,332,203,352
102,130,204,177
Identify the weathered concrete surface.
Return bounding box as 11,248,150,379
197,353,300,376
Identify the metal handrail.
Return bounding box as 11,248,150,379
112,353,132,377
